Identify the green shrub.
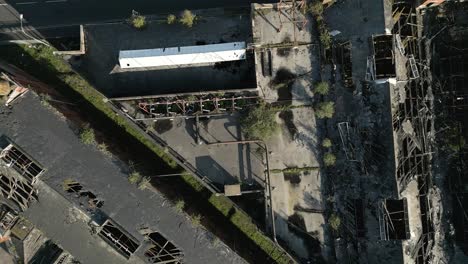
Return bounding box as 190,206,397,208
98,143,111,156
179,10,196,28
315,81,330,95
80,127,96,145
131,15,146,29
309,1,324,17
174,199,185,213
128,172,142,184
320,29,332,49
138,177,151,190
323,152,336,167
329,213,341,232
322,138,332,148
191,214,202,227
240,104,278,140
315,101,335,118
167,14,176,24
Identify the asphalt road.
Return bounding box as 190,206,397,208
0,0,273,41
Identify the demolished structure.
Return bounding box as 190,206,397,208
0,65,246,264
321,0,459,263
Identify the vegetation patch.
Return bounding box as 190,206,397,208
138,177,151,190
174,199,185,213
130,13,147,29
314,81,330,95
329,213,341,232
240,103,279,140
128,171,142,184
80,126,96,145
179,10,196,28
166,14,177,25
323,153,336,167
191,214,202,227
270,167,319,174
322,138,332,148
315,101,335,119
309,0,332,49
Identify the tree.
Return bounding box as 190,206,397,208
179,10,196,28
315,101,335,118
322,138,332,148
167,14,176,25
241,104,278,140
315,81,330,95
323,152,336,167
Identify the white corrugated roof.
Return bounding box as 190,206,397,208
119,42,246,69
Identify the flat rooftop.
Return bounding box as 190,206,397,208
119,42,247,69
77,8,257,98
0,91,245,264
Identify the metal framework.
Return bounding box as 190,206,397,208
342,198,366,239
430,3,468,255
113,92,258,121
0,140,43,211
144,232,184,264
0,173,36,211
0,205,18,232
372,35,396,79
378,199,410,240
277,0,308,45
98,219,140,259
0,143,44,184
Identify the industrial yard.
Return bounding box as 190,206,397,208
0,0,467,264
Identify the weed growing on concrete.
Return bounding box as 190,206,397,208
166,14,177,24
98,143,112,156
39,94,52,108
174,199,185,213
131,15,146,29
329,213,341,232
138,177,151,190
315,81,330,95
128,171,142,184
270,167,319,174
309,1,324,17
80,126,96,145
315,101,335,118
179,10,196,28
191,214,202,227
323,152,336,167
322,138,332,148
319,29,332,49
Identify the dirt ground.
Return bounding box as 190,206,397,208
252,3,330,262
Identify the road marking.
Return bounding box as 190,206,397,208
16,1,37,5
45,0,67,2
0,3,9,6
